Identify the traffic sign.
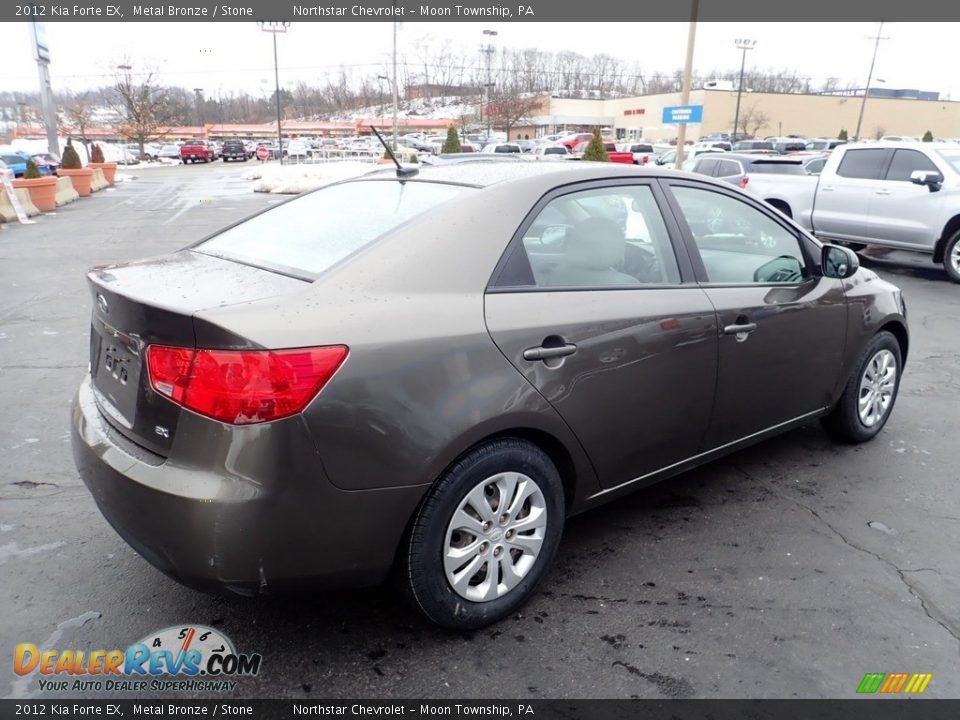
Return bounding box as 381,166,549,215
256,146,269,161
662,105,704,125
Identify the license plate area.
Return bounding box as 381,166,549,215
91,323,143,428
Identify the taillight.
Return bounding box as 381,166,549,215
641,156,649,165
739,176,750,189
146,345,348,425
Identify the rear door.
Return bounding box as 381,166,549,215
862,148,944,249
485,180,718,490
813,147,892,242
662,180,847,448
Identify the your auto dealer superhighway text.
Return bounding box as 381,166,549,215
292,705,527,716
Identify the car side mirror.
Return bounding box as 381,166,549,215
540,225,568,248
821,244,859,279
909,170,943,192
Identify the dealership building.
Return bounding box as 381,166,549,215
510,88,960,142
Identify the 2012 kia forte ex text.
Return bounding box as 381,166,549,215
72,161,908,630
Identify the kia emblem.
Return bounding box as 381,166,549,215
97,294,109,314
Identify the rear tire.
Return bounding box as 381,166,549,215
821,331,902,443
400,438,565,630
943,231,960,283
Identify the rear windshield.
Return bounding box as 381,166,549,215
195,180,469,279
749,161,806,175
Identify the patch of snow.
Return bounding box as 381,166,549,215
241,161,380,194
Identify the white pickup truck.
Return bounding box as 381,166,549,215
727,142,960,282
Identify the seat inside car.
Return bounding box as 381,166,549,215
548,217,640,287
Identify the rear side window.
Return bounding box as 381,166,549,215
885,150,941,182
715,160,743,177
693,158,720,176
196,180,468,278
836,149,890,180
495,185,681,289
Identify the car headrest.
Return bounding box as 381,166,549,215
565,217,626,270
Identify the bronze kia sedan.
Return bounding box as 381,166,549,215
72,162,908,629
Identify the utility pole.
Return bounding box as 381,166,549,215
193,88,204,132
392,20,399,151
258,21,290,164
481,29,498,139
732,38,756,144
854,22,889,142
674,0,698,169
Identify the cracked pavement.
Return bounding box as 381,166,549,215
1,163,958,699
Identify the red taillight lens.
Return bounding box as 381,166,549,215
739,176,750,188
146,345,348,425
641,156,649,165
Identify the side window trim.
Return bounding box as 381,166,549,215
657,178,821,287
487,178,698,292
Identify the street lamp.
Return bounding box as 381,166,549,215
732,38,756,144
193,88,204,131
481,29,498,139
258,21,290,164
854,22,889,142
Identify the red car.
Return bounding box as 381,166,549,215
180,141,216,164
569,140,634,164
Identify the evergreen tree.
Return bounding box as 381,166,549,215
581,127,610,162
441,125,462,153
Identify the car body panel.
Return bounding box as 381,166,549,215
71,161,908,595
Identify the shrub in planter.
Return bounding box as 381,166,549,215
582,128,610,162
88,143,117,185
58,143,95,197
13,159,58,212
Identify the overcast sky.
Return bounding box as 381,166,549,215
4,22,958,100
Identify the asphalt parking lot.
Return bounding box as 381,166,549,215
1,162,958,700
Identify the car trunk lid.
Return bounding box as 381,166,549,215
86,250,308,457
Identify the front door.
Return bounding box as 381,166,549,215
485,181,718,489
863,148,944,249
664,181,848,448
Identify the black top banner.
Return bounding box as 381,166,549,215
1,700,959,720
8,0,960,22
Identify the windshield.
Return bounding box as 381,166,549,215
196,180,470,279
936,152,960,174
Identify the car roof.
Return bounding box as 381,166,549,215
359,158,688,188
716,153,804,164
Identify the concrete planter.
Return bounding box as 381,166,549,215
58,167,95,197
88,162,118,185
13,175,58,212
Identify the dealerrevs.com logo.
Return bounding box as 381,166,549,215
13,625,262,693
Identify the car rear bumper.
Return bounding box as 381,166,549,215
71,375,427,595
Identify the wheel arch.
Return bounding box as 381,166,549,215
933,215,960,263
879,319,909,365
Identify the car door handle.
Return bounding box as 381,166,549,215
723,322,758,336
820,185,834,191
875,189,892,195
523,343,577,361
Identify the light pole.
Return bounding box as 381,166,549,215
258,21,290,164
674,0,698,169
481,29,498,139
377,75,389,123
192,88,204,132
732,38,755,143
854,22,889,142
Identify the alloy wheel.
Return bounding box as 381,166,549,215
857,349,897,428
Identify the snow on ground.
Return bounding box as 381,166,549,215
239,161,380,194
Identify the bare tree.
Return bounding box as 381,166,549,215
107,64,171,157
874,126,886,140
57,93,100,155
487,86,545,138
737,102,770,137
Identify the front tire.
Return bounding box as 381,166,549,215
943,231,960,283
822,331,902,443
400,438,565,630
